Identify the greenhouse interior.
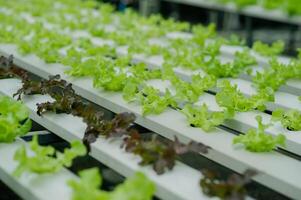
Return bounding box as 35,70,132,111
0,0,301,200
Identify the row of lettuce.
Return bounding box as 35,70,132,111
217,0,301,16
0,82,156,199
0,95,155,199
0,56,257,200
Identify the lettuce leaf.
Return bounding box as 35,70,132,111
170,74,216,103
123,132,210,174
233,116,286,152
252,58,295,91
200,169,257,199
13,135,86,177
137,86,177,116
252,40,284,57
272,109,301,131
215,80,274,112
181,104,232,132
68,168,155,200
0,95,31,143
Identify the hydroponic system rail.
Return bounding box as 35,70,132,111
0,0,301,200
162,0,301,25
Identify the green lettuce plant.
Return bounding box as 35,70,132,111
0,96,31,143
93,66,127,92
233,116,286,152
252,58,300,91
13,135,87,177
252,40,285,57
122,77,141,102
215,80,274,112
226,34,246,46
181,104,233,132
137,86,177,116
68,168,155,200
170,74,216,103
272,109,301,131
